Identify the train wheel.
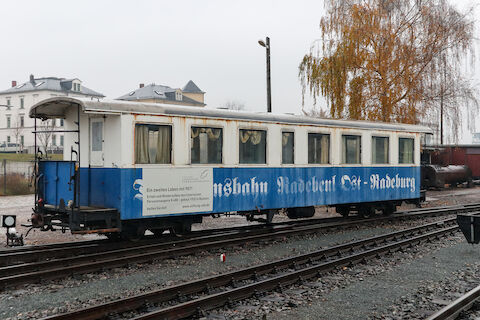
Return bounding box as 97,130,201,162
359,206,373,218
170,223,192,235
382,204,396,216
336,206,350,217
151,229,166,237
121,224,145,241
468,179,474,188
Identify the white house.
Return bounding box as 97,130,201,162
0,75,104,152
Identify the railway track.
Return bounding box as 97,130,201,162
43,217,459,320
2,202,476,264
427,284,480,320
0,203,477,289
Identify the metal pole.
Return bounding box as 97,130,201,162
266,37,272,113
3,159,6,195
34,111,37,206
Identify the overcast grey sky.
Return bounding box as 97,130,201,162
0,0,327,115
0,0,478,128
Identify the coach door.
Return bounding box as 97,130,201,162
90,118,104,166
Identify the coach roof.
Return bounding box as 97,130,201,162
30,96,432,133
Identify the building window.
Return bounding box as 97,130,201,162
52,135,56,146
191,127,222,164
60,135,64,146
7,136,10,143
6,98,11,110
399,138,414,164
60,119,64,127
20,97,24,109
308,133,330,164
20,116,24,127
175,91,182,101
372,136,389,164
342,135,361,164
135,124,172,164
6,116,11,128
20,136,24,147
282,132,294,164
239,129,266,164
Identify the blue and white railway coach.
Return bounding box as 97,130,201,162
29,97,431,239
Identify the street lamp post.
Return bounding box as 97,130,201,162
258,37,271,113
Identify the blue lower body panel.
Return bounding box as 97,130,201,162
39,164,420,221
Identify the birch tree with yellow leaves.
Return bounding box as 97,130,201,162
300,0,477,141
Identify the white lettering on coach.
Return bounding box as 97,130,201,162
370,174,416,192
213,177,268,198
277,176,336,194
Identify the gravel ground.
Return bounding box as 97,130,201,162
0,214,455,319
1,186,479,319
261,235,478,320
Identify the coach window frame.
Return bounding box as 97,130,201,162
133,121,174,166
341,133,362,165
307,130,331,165
238,126,268,165
281,129,295,165
398,135,415,165
371,135,390,165
189,123,225,165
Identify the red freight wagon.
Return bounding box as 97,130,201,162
430,145,480,178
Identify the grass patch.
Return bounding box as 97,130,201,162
0,173,33,195
0,153,63,162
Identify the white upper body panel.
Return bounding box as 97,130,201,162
31,97,429,168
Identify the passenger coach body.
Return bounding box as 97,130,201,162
29,97,430,237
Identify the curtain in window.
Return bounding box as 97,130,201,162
191,127,222,164
135,125,150,163
401,139,414,163
282,132,294,164
156,126,171,164
381,138,389,163
240,130,262,145
239,130,266,164
192,127,221,140
343,136,361,164
373,137,389,164
282,132,291,146
320,135,329,163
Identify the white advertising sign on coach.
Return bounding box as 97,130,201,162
142,168,213,216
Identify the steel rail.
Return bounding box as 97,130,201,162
0,204,474,289
3,202,475,258
42,219,458,320
0,203,467,289
427,285,480,320
2,202,476,265
0,216,349,266
2,201,472,265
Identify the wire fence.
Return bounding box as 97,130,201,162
0,159,34,195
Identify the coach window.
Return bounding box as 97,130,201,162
342,135,361,164
135,124,172,164
282,131,294,164
239,129,266,164
399,137,414,164
308,133,330,164
191,127,222,164
372,136,389,164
